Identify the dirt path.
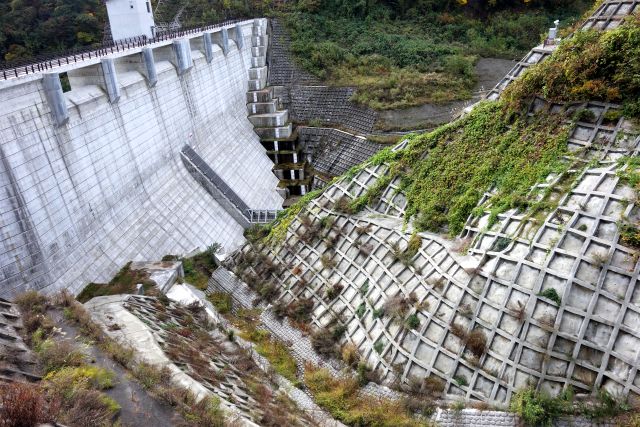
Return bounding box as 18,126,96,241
50,309,182,427
375,57,515,132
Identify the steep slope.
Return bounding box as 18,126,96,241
222,2,640,409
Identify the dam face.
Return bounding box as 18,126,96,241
0,19,282,298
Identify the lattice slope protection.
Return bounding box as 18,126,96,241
225,99,640,406
86,293,320,425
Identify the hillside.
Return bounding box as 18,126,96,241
0,0,591,111
219,5,640,425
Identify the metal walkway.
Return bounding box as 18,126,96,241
181,145,282,227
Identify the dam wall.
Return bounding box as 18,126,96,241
0,19,282,298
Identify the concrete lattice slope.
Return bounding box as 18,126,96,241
227,104,640,404
224,2,640,406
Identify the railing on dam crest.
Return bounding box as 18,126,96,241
0,18,247,80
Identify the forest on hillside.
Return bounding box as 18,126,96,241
278,0,592,108
0,0,592,108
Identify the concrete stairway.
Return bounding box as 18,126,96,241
246,19,311,199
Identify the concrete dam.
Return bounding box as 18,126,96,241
0,19,283,298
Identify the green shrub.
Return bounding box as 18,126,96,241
453,375,468,387
77,262,158,302
36,339,86,374
243,329,298,382
582,389,630,420
405,314,420,330
504,15,640,118
208,292,232,314
355,302,366,318
374,340,385,354
492,236,511,252
538,288,562,306
303,365,427,426
325,283,344,301
181,248,218,290
619,222,640,249
510,386,571,426
359,281,369,296
44,366,116,392
132,362,172,390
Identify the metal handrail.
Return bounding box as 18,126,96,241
0,18,248,80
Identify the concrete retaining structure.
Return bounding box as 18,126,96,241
0,19,282,298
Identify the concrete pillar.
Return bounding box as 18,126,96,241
101,58,120,103
142,47,158,87
213,28,229,55
203,32,214,63
42,74,69,127
172,39,193,75
230,23,244,50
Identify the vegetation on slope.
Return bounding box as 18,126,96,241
343,100,571,235
77,262,159,303
164,244,219,290
258,6,640,245
279,0,591,109
504,13,640,118
1,0,590,111
307,13,640,237
510,386,635,426
304,364,431,427
7,291,122,426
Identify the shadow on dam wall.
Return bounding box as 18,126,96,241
0,19,282,299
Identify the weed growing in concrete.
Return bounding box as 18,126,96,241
359,281,369,296
355,302,366,319
303,364,427,426
405,314,420,330
334,196,355,214
510,300,527,323
450,323,468,340
311,324,346,359
341,343,359,367
320,254,337,269
325,283,344,301
242,329,298,383
510,386,573,426
591,251,609,268
538,288,562,306
453,375,468,387
383,293,414,320
374,340,385,354
466,329,487,358
207,292,232,314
